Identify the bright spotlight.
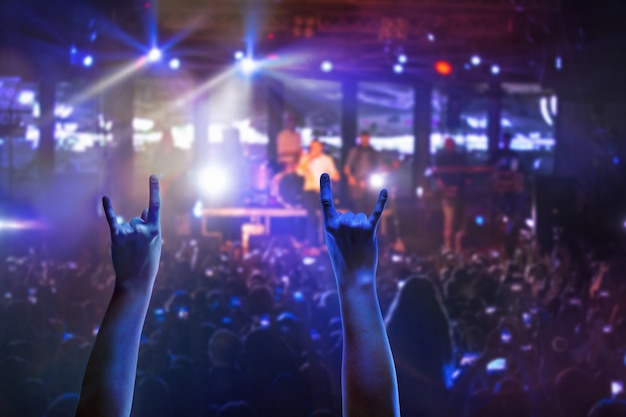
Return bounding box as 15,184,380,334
169,58,181,70
471,55,481,66
198,167,229,196
234,50,245,60
17,91,35,106
525,218,535,229
320,60,333,72
491,64,500,75
193,200,203,218
240,57,258,74
393,64,404,74
83,55,94,67
398,54,407,64
427,33,435,42
147,48,162,62
474,215,485,226
369,173,385,188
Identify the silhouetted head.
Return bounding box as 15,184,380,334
359,130,371,147
444,137,456,152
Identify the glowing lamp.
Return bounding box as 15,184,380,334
435,61,452,76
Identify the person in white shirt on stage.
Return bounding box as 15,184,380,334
297,139,340,246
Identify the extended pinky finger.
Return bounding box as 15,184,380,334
368,189,388,227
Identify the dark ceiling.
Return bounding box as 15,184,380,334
0,0,624,92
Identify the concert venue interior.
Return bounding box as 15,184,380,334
1,0,626,416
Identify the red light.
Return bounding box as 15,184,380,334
435,61,452,75
267,33,275,40
144,2,150,8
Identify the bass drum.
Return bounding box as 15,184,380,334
270,171,304,207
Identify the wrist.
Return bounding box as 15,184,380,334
113,277,155,299
335,267,377,291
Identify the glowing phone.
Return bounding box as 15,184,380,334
460,353,480,366
486,358,507,373
611,381,623,396
259,314,271,328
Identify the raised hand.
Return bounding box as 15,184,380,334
320,172,387,284
102,175,162,292
319,173,399,417
76,175,162,417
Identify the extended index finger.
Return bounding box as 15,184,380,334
102,196,119,236
147,174,161,224
319,173,337,222
368,189,388,228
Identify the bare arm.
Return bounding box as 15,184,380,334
320,173,400,417
75,176,162,417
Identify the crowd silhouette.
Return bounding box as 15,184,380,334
1,174,626,417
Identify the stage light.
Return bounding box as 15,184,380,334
471,55,481,66
398,54,407,64
83,55,94,67
18,91,35,105
427,33,435,42
320,60,333,72
393,64,404,74
474,215,485,226
614,157,620,165
435,60,452,76
240,57,258,74
193,200,203,218
491,64,500,75
369,173,385,188
525,218,535,229
555,55,562,70
147,48,162,62
234,50,244,60
169,58,181,70
198,167,229,196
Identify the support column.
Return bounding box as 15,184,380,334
266,77,285,162
341,79,358,167
487,81,503,157
341,79,358,198
104,76,135,211
192,84,210,169
38,76,56,181
412,81,432,195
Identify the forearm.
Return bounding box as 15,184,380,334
75,283,154,417
337,271,400,417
